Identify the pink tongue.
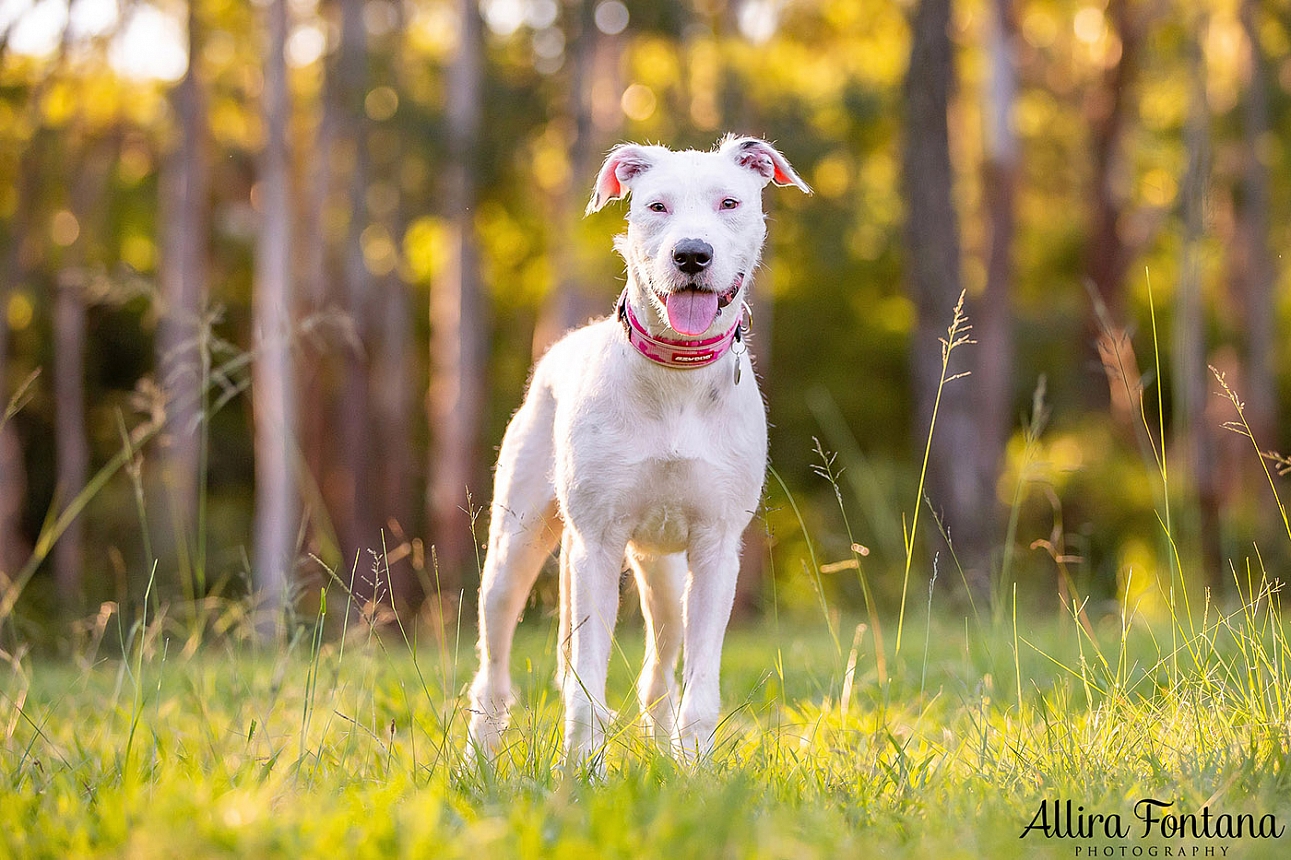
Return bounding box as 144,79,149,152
664,289,720,336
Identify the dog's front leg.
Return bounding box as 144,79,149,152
561,526,625,771
675,531,742,761
629,549,686,745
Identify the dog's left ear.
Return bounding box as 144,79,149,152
586,144,659,214
721,136,811,193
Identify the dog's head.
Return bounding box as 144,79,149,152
587,136,810,337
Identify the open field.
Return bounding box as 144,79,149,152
5,589,1291,859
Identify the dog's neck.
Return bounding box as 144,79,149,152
616,288,743,371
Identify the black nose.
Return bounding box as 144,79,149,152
672,239,713,276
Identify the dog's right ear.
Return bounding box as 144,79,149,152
721,136,812,193
587,144,657,214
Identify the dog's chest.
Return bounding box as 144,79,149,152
557,362,765,551
619,439,738,553
624,456,708,551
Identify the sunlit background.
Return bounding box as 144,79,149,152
1,0,1289,637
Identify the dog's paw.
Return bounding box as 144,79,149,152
466,708,509,760
670,719,718,766
466,675,515,761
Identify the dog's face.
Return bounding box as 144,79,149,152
588,136,810,336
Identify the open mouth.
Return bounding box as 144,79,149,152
654,274,744,336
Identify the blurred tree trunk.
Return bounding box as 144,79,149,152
902,0,993,598
252,0,298,623
0,19,78,580
334,0,379,593
0,425,23,580
1175,16,1221,589
0,138,41,579
51,131,116,608
0,306,15,581
156,0,210,592
1237,0,1277,445
295,0,348,577
369,2,418,609
372,253,416,603
1085,0,1142,424
53,273,88,606
428,0,487,597
297,6,337,568
531,0,610,356
976,0,1017,550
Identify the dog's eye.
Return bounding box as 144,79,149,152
721,198,740,210
647,201,667,213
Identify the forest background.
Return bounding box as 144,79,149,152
1,0,1288,643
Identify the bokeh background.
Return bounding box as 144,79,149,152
1,0,1289,641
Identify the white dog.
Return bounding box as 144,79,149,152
467,135,809,767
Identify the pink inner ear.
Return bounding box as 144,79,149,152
734,147,775,181
770,162,797,187
595,167,625,206
728,138,809,191
612,153,652,187
589,146,654,212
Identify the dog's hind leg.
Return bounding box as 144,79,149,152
468,393,561,757
555,529,572,693
629,548,685,745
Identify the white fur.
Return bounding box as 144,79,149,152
467,136,808,768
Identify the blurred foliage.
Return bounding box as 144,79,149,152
2,0,1291,628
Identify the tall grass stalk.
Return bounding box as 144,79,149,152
769,465,839,655
117,409,157,613
895,290,973,657
120,562,157,783
1212,365,1291,544
0,369,39,434
997,377,1048,612
919,554,937,697
296,586,327,781
812,439,886,682
1144,275,1197,677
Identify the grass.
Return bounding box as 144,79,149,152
3,589,1291,858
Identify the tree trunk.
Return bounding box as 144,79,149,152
1237,0,1277,445
428,0,487,597
52,272,88,606
50,132,114,609
902,0,992,598
1175,15,1221,590
369,1,418,609
0,425,23,579
296,0,342,572
532,0,617,356
0,130,45,580
1085,0,1142,424
252,0,298,626
156,0,210,592
372,261,415,603
0,219,26,593
974,0,1018,587
333,0,379,592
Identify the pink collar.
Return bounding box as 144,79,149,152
617,292,742,369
